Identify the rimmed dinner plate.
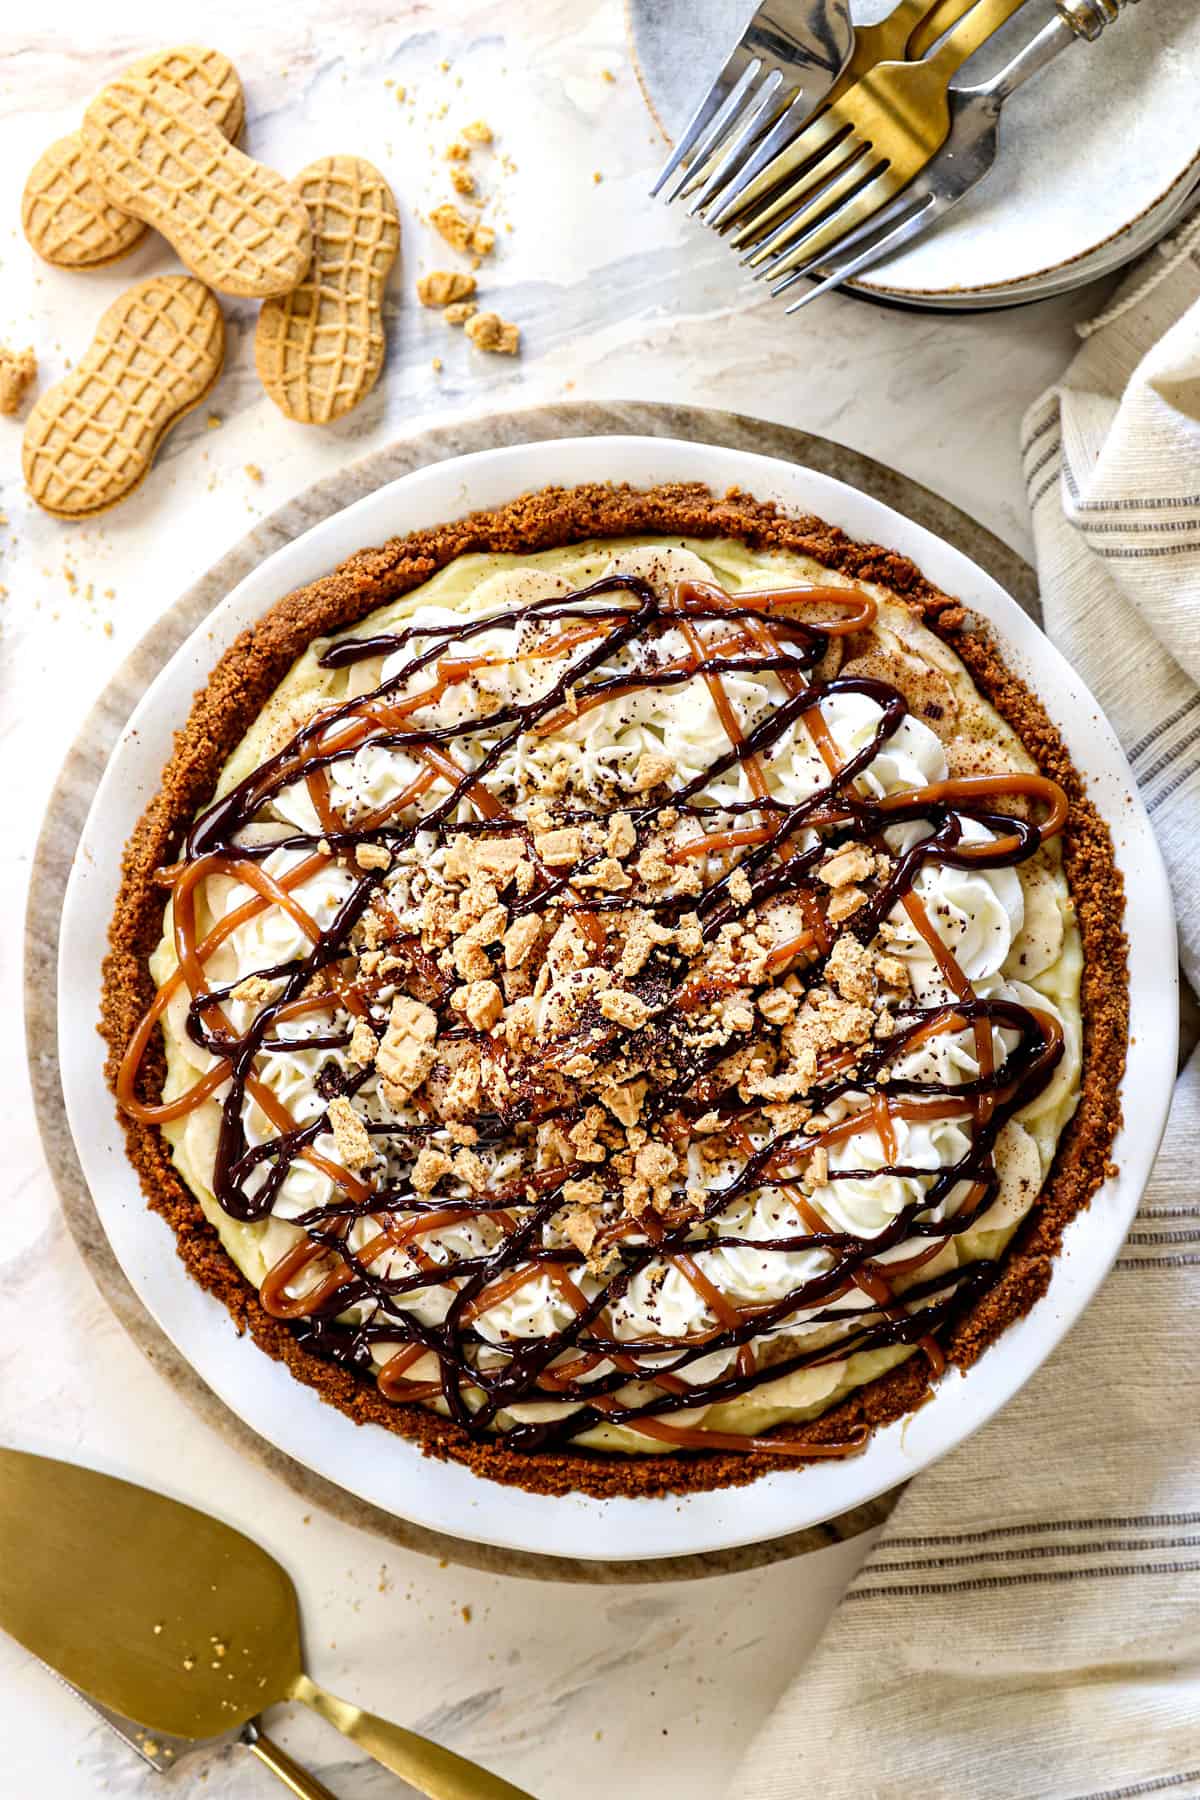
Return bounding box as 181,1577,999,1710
629,0,1200,310
57,434,1176,1561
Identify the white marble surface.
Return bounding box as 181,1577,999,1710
1,2,1115,1794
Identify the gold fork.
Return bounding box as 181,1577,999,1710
703,0,981,227
733,0,1032,277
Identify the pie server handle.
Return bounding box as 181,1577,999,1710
292,1671,537,1800
243,1719,340,1799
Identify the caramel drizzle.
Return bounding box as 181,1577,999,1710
119,574,1067,1459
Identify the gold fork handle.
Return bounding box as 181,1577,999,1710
244,1724,340,1800
292,1672,538,1800
925,0,1033,77
907,0,986,59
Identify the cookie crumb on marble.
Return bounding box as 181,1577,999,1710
0,345,37,415
465,310,520,355
429,204,494,260
417,269,476,307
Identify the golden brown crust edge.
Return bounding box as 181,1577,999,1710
99,481,1129,1500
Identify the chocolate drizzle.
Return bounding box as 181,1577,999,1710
118,571,1070,1459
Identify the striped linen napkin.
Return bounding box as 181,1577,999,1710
733,223,1200,1799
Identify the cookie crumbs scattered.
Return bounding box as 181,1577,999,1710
429,204,494,259
633,751,675,791
465,311,520,355
817,843,874,889
728,866,753,906
444,301,478,326
455,978,503,1031
355,842,391,870
828,885,868,924
412,1146,452,1192
462,119,493,144
598,989,649,1029
244,464,264,483
758,986,795,1026
0,345,36,415
230,974,275,1005
825,934,875,1003
533,826,580,864
418,269,477,307
502,914,541,969
326,1096,374,1171
450,167,476,198
376,995,438,1105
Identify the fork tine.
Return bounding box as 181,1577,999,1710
730,111,848,251
705,95,822,230
780,196,936,310
684,68,786,216
739,137,871,270
653,59,762,204
763,162,900,283
772,190,926,295
724,106,849,244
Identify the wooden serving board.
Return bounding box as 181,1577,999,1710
24,399,1037,1582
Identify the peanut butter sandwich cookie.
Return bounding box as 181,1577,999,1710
81,77,311,299
22,47,244,272
255,155,400,424
23,274,224,518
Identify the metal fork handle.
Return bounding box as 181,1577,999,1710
974,12,1076,102
969,0,1136,101
1059,0,1140,41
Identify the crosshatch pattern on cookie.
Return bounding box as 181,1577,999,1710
255,155,400,424
81,77,311,299
123,44,245,142
22,275,224,517
22,134,147,268
22,47,244,271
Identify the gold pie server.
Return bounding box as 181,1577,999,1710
0,1449,535,1800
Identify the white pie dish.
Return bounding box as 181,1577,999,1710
58,434,1176,1562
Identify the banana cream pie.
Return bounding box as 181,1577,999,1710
103,483,1127,1497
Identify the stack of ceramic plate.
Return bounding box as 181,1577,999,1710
628,0,1200,311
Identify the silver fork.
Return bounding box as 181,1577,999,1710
773,0,1142,310
650,0,855,213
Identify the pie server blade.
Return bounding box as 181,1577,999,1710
0,1448,533,1797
